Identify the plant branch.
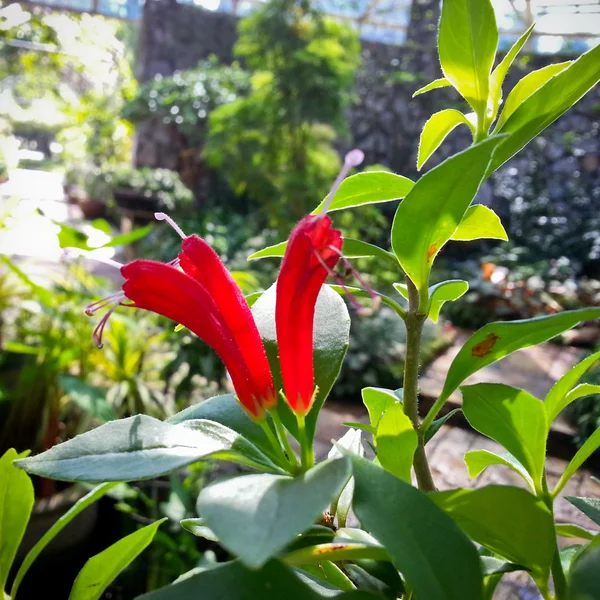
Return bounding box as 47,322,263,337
403,279,436,492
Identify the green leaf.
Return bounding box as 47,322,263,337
179,518,219,542
248,238,396,263
417,109,472,170
435,308,600,416
488,24,535,123
413,77,452,97
424,408,462,445
461,384,547,490
391,136,506,297
565,497,600,527
15,415,284,482
433,486,554,575
450,205,508,242
0,256,54,307
69,518,166,600
428,280,469,323
197,459,351,569
330,285,407,319
350,456,484,600
252,284,350,444
313,171,414,213
554,428,600,497
561,545,584,576
0,449,34,593
285,542,390,566
567,537,600,600
167,393,271,455
464,449,535,492
375,403,417,482
489,45,600,174
438,0,498,118
100,224,153,249
361,387,398,431
57,222,93,250
341,422,376,435
555,524,595,542
494,62,572,132
138,559,378,600
61,376,116,423
10,483,117,598
300,562,356,592
545,351,600,425
481,556,528,576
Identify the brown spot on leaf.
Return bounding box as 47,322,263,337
314,543,348,555
471,333,500,358
427,244,438,262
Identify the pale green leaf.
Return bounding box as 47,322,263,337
428,280,469,323
313,171,414,213
413,77,452,97
464,449,535,492
450,205,508,242
375,403,418,482
555,524,595,542
554,428,600,497
438,0,498,117
69,518,166,600
461,383,547,490
565,497,600,527
488,24,535,123
567,537,600,600
391,136,506,296
361,387,398,431
418,109,472,170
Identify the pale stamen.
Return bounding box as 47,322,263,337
85,291,125,316
92,301,121,348
155,212,187,240
319,149,365,215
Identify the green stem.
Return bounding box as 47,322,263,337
403,279,436,493
270,409,300,471
259,419,294,472
297,414,314,472
420,392,448,434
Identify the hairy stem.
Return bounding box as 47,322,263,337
297,414,315,472
259,419,294,472
403,279,436,492
270,409,300,471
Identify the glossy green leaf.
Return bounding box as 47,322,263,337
565,497,600,527
545,351,600,424
424,408,462,444
285,542,390,566
375,403,417,482
167,393,271,454
362,387,399,431
138,559,378,600
350,456,484,600
464,449,535,492
554,428,600,497
0,449,34,593
434,308,600,418
428,280,470,323
10,483,117,598
69,518,166,600
391,136,505,296
15,415,284,482
489,45,600,174
197,459,351,569
450,205,508,242
313,171,414,213
61,376,116,423
567,537,600,600
488,24,535,123
249,238,395,263
438,0,498,117
481,557,528,576
252,284,350,444
300,562,356,592
462,384,547,489
494,62,572,132
417,109,472,170
180,518,218,542
433,486,554,574
555,524,595,542
413,77,452,97
561,545,584,576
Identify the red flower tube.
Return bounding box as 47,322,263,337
275,149,364,415
87,217,275,419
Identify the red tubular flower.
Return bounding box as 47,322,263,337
275,149,364,415
87,218,275,420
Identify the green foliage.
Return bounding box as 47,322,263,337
205,0,361,228
123,58,250,148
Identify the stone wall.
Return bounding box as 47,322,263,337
134,0,600,271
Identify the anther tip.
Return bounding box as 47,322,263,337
154,212,167,221
85,309,93,316
344,149,364,168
